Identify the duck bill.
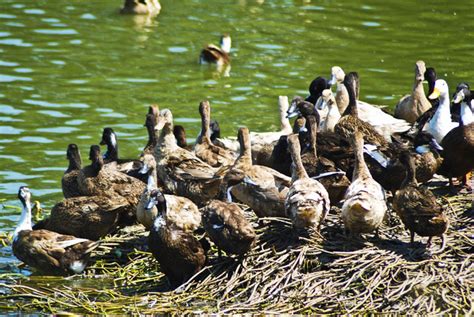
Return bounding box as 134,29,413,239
139,163,150,174
145,197,156,210
452,91,464,104
243,176,257,186
328,75,336,86
428,88,440,100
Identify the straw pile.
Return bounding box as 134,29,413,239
0,191,472,314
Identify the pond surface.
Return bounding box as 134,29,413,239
0,0,473,271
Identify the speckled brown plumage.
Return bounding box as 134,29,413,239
393,152,449,247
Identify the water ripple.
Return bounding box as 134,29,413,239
33,29,78,35
18,136,54,143
36,126,78,133
37,110,69,118
0,60,19,67
0,74,32,82
0,38,33,47
0,126,24,135
24,9,45,15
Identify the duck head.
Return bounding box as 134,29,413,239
139,154,157,190
220,168,257,202
155,109,173,132
220,34,231,54
173,125,187,148
18,186,31,208
307,77,330,104
429,79,449,100
237,127,251,157
89,145,104,174
66,144,82,171
209,119,221,140
452,85,470,104
287,98,317,118
287,96,305,118
328,66,345,85
100,127,118,160
414,60,426,83
146,189,167,214
317,89,337,110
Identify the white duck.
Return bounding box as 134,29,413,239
317,89,341,132
328,66,412,141
425,79,459,144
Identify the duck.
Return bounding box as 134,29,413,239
153,108,222,205
334,74,390,148
100,127,146,183
394,60,433,123
201,168,256,257
306,76,331,105
438,87,474,188
12,186,97,275
318,89,340,132
33,194,129,241
194,100,236,167
300,115,351,204
136,154,201,231
142,105,159,155
147,189,207,287
328,67,411,139
62,144,82,198
120,0,161,15
77,145,146,226
341,130,387,236
214,96,293,156
425,79,459,144
393,151,449,251
174,120,222,150
230,127,290,218
199,34,231,65
285,134,330,229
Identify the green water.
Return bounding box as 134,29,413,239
0,0,473,269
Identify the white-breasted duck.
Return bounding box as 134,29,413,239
12,186,97,275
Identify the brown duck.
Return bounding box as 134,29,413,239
62,144,82,198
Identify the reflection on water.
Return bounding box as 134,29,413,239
0,0,473,271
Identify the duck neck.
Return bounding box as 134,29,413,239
145,122,157,150
238,132,252,165
401,156,417,188
158,123,179,152
279,96,292,134
67,154,81,173
14,200,32,240
199,108,212,145
307,116,318,158
413,78,426,100
147,168,158,191
91,156,104,176
352,135,371,181
289,137,308,181
432,92,451,123
342,83,358,117
105,142,118,162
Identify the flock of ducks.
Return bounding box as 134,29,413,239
8,13,473,285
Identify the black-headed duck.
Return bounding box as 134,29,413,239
341,130,387,236
394,60,432,123
285,134,330,229
194,100,236,167
393,152,449,251
199,34,231,65
12,186,97,275
147,189,207,287
62,144,82,198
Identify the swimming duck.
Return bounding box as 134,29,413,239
201,168,256,256
194,101,236,167
100,127,146,183
438,88,474,188
62,144,82,198
230,127,290,218
426,79,459,144
77,145,146,226
199,34,231,65
136,154,201,231
12,186,97,275
341,130,387,236
318,89,340,132
153,108,222,205
147,189,207,287
34,194,129,241
214,96,293,155
393,152,449,251
300,115,351,204
285,134,330,229
394,61,432,123
328,67,411,139
120,0,161,15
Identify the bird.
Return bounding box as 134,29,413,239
341,130,387,236
12,186,97,275
120,0,161,15
285,134,330,229
393,151,449,251
394,60,432,123
62,144,82,198
199,34,231,65
147,189,207,287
